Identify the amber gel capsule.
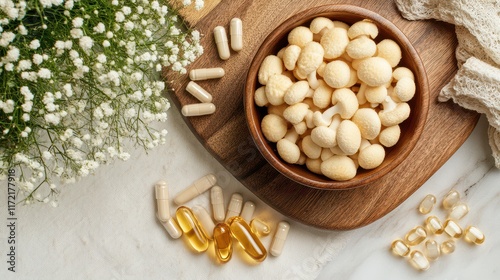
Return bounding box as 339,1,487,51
213,223,233,263
192,205,216,240
230,18,243,51
250,218,271,236
174,174,217,205
175,206,210,252
189,68,225,81
211,185,225,223
214,26,230,60
228,216,267,262
186,81,213,103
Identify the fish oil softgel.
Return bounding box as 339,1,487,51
418,194,436,214
424,239,440,261
442,190,460,209
425,216,444,235
175,206,210,252
409,250,430,271
228,216,267,262
213,223,233,263
391,239,410,257
464,226,485,245
404,226,427,246
440,239,456,255
250,218,271,236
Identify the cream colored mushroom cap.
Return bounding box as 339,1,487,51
297,41,324,76
376,39,402,68
358,143,385,169
311,126,337,148
288,26,314,48
284,80,310,105
336,120,362,155
346,36,377,60
352,108,382,140
320,27,349,60
379,102,411,127
323,60,351,88
258,55,283,85
277,139,301,164
378,125,401,147
261,114,288,143
357,57,393,87
283,102,309,125
332,88,359,119
265,74,293,105
283,45,301,71
321,155,357,181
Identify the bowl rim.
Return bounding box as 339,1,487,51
244,4,430,190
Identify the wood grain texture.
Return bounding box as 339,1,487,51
165,0,479,230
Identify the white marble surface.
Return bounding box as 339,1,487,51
1,103,499,279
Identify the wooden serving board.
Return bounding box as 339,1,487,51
165,0,479,230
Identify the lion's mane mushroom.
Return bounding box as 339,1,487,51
283,45,302,71
323,60,351,88
283,102,309,125
277,129,301,164
296,41,324,77
378,96,411,127
320,28,350,60
261,114,288,143
357,139,385,170
258,55,283,85
321,155,357,181
284,80,311,105
376,39,402,68
311,115,341,148
378,125,401,147
336,119,362,155
352,108,381,140
288,26,313,48
357,57,393,87
265,74,294,105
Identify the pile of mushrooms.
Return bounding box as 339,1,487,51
256,17,416,181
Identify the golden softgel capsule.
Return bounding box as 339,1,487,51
418,194,436,214
192,205,215,240
464,226,485,245
404,226,427,246
442,190,460,209
250,218,271,236
424,239,440,261
409,250,430,271
448,201,469,221
228,216,267,262
441,239,456,254
425,215,444,235
444,219,463,238
390,239,410,257
213,223,233,263
175,206,210,252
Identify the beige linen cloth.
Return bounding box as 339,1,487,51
395,0,500,168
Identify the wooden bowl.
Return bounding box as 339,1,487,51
244,4,429,190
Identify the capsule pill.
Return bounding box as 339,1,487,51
186,81,213,103
443,219,463,238
226,193,243,221
229,216,267,262
424,239,440,261
270,221,290,257
425,215,444,235
213,223,233,263
240,201,256,222
448,201,469,221
214,26,230,60
230,18,243,51
442,190,460,209
192,205,216,240
391,239,410,257
418,194,436,214
210,185,225,223
157,213,182,239
155,180,170,222
404,226,427,246
189,67,225,81
181,103,216,117
175,206,210,252
250,218,271,236
440,239,456,254
464,226,485,245
173,174,217,205
409,250,430,271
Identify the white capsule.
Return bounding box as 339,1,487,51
192,205,216,240
181,103,216,117
211,186,225,223
189,67,225,81
230,18,243,51
214,26,230,60
186,81,213,103
156,213,182,239
240,201,256,222
173,174,217,205
270,221,290,257
225,193,243,221
155,181,170,222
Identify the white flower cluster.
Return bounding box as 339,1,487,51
0,0,204,205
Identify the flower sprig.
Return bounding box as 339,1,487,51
0,0,204,205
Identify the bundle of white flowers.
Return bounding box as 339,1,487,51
0,0,204,205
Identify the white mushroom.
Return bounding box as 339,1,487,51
261,114,288,142
265,74,294,105
393,67,415,81
357,139,385,170
312,88,358,126
320,27,349,60
301,135,322,159
393,77,416,102
310,115,341,148
336,119,361,155
317,61,327,77
284,80,310,105
357,57,393,87
258,55,283,85
306,157,322,174
277,129,301,164
378,96,411,127
288,26,313,48
307,71,320,89
347,20,378,40
312,80,333,109
378,125,401,147
356,83,368,105
320,148,335,161
364,85,388,104
254,86,268,107
376,39,402,67
283,45,302,71
283,102,309,125
351,108,381,140
294,121,308,135
296,41,324,76
332,21,350,31
321,155,357,181
346,36,377,60
323,60,351,88
310,17,335,35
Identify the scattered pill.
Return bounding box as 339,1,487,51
443,219,463,238
442,190,460,209
192,205,216,240
409,250,430,271
189,67,225,81
250,218,271,236
175,206,210,252
440,239,456,254
424,239,440,261
228,216,267,262
448,201,469,221
157,213,182,239
181,103,216,117
186,81,213,103
174,174,217,205
390,239,410,257
425,215,444,235
464,226,485,245
418,194,436,214
270,221,290,257
213,223,233,263
240,201,256,222
230,18,243,51
404,225,427,246
210,185,225,223
226,193,243,221
214,26,230,60
155,180,171,222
